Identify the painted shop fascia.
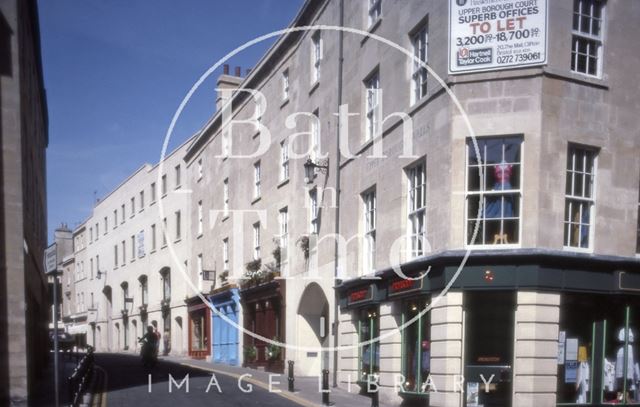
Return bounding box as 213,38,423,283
208,284,242,366
241,278,286,373
337,249,640,404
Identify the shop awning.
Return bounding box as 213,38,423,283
66,324,87,335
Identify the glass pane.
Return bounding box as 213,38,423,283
468,166,481,191
468,220,484,245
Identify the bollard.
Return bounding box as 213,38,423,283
368,375,379,407
321,369,330,406
287,360,295,392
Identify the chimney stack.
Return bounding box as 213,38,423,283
216,65,244,112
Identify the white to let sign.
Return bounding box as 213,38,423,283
44,244,57,274
449,0,547,74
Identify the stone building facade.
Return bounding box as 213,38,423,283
0,0,49,404
62,0,640,406
61,140,199,357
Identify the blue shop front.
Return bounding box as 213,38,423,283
209,285,241,366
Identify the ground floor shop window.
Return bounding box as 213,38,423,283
359,307,380,383
464,291,515,407
558,294,640,405
401,298,430,394
190,310,207,351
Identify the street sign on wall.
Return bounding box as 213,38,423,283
448,0,547,74
44,243,57,274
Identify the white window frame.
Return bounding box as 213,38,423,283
253,222,261,260
254,161,261,199
197,200,203,236
464,136,523,248
564,145,598,252
139,190,145,211
280,140,290,182
282,69,289,100
130,197,135,217
175,164,181,188
311,31,322,84
197,254,203,291
162,218,167,247
121,241,126,266
104,217,108,235
362,189,376,274
410,24,428,105
311,109,320,160
365,71,381,142
571,0,605,77
223,178,229,216
407,161,427,259
279,207,289,251
223,238,229,271
151,182,157,203
161,174,167,196
131,235,136,262
368,0,382,28
151,224,157,251
309,189,319,234
175,210,181,240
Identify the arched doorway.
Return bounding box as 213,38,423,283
102,285,112,351
175,316,183,355
296,283,330,376
159,267,172,355
131,319,138,351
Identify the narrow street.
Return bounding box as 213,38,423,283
95,354,302,407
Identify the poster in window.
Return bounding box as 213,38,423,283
566,338,578,361
449,0,548,73
558,330,566,365
466,382,480,406
565,360,578,384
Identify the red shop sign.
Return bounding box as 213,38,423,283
388,278,422,296
348,288,371,304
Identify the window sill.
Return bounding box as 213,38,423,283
277,178,290,188
197,233,203,239
175,185,182,190
161,244,167,250
150,249,156,255
130,215,134,219
464,243,521,250
161,193,167,199
150,201,156,206
309,81,320,95
197,176,203,183
174,238,182,244
361,17,382,46
280,98,290,109
252,131,260,140
251,196,261,205
562,246,594,254
543,66,609,89
139,208,144,213
222,214,229,222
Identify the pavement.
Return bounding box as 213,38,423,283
164,355,377,407
90,353,320,407
31,351,92,407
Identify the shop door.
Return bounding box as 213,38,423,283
464,291,516,407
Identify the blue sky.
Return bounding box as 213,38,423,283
39,0,303,242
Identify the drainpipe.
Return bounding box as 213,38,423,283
332,0,345,389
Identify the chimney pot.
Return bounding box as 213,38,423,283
235,66,241,77
223,64,229,75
